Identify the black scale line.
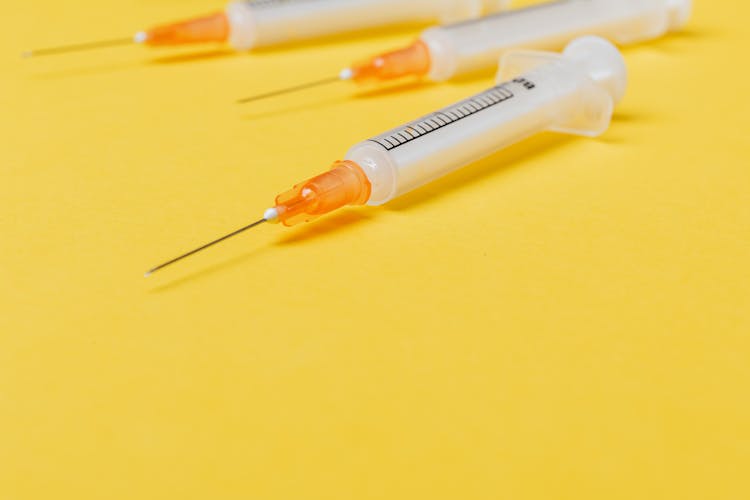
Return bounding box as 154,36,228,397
368,83,518,151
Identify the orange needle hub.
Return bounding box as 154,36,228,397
349,40,432,83
141,12,230,46
272,161,372,227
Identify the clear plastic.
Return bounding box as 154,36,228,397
345,36,627,205
421,0,692,81
225,0,510,50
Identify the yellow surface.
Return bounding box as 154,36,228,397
1,1,749,498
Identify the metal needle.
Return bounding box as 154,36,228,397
145,218,267,277
237,75,343,104
22,36,137,58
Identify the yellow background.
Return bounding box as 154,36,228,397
1,1,748,498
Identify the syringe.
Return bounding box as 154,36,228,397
239,0,689,103
23,0,509,58
147,36,627,276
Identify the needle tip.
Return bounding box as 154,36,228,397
21,50,33,59
20,36,135,58
145,217,268,275
237,75,343,105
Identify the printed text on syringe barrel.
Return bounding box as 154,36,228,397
368,78,536,151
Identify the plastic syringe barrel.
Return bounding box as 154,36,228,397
421,0,692,81
226,0,510,50
345,36,627,206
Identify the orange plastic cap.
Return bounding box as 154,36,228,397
350,40,432,83
273,161,371,227
142,12,230,46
